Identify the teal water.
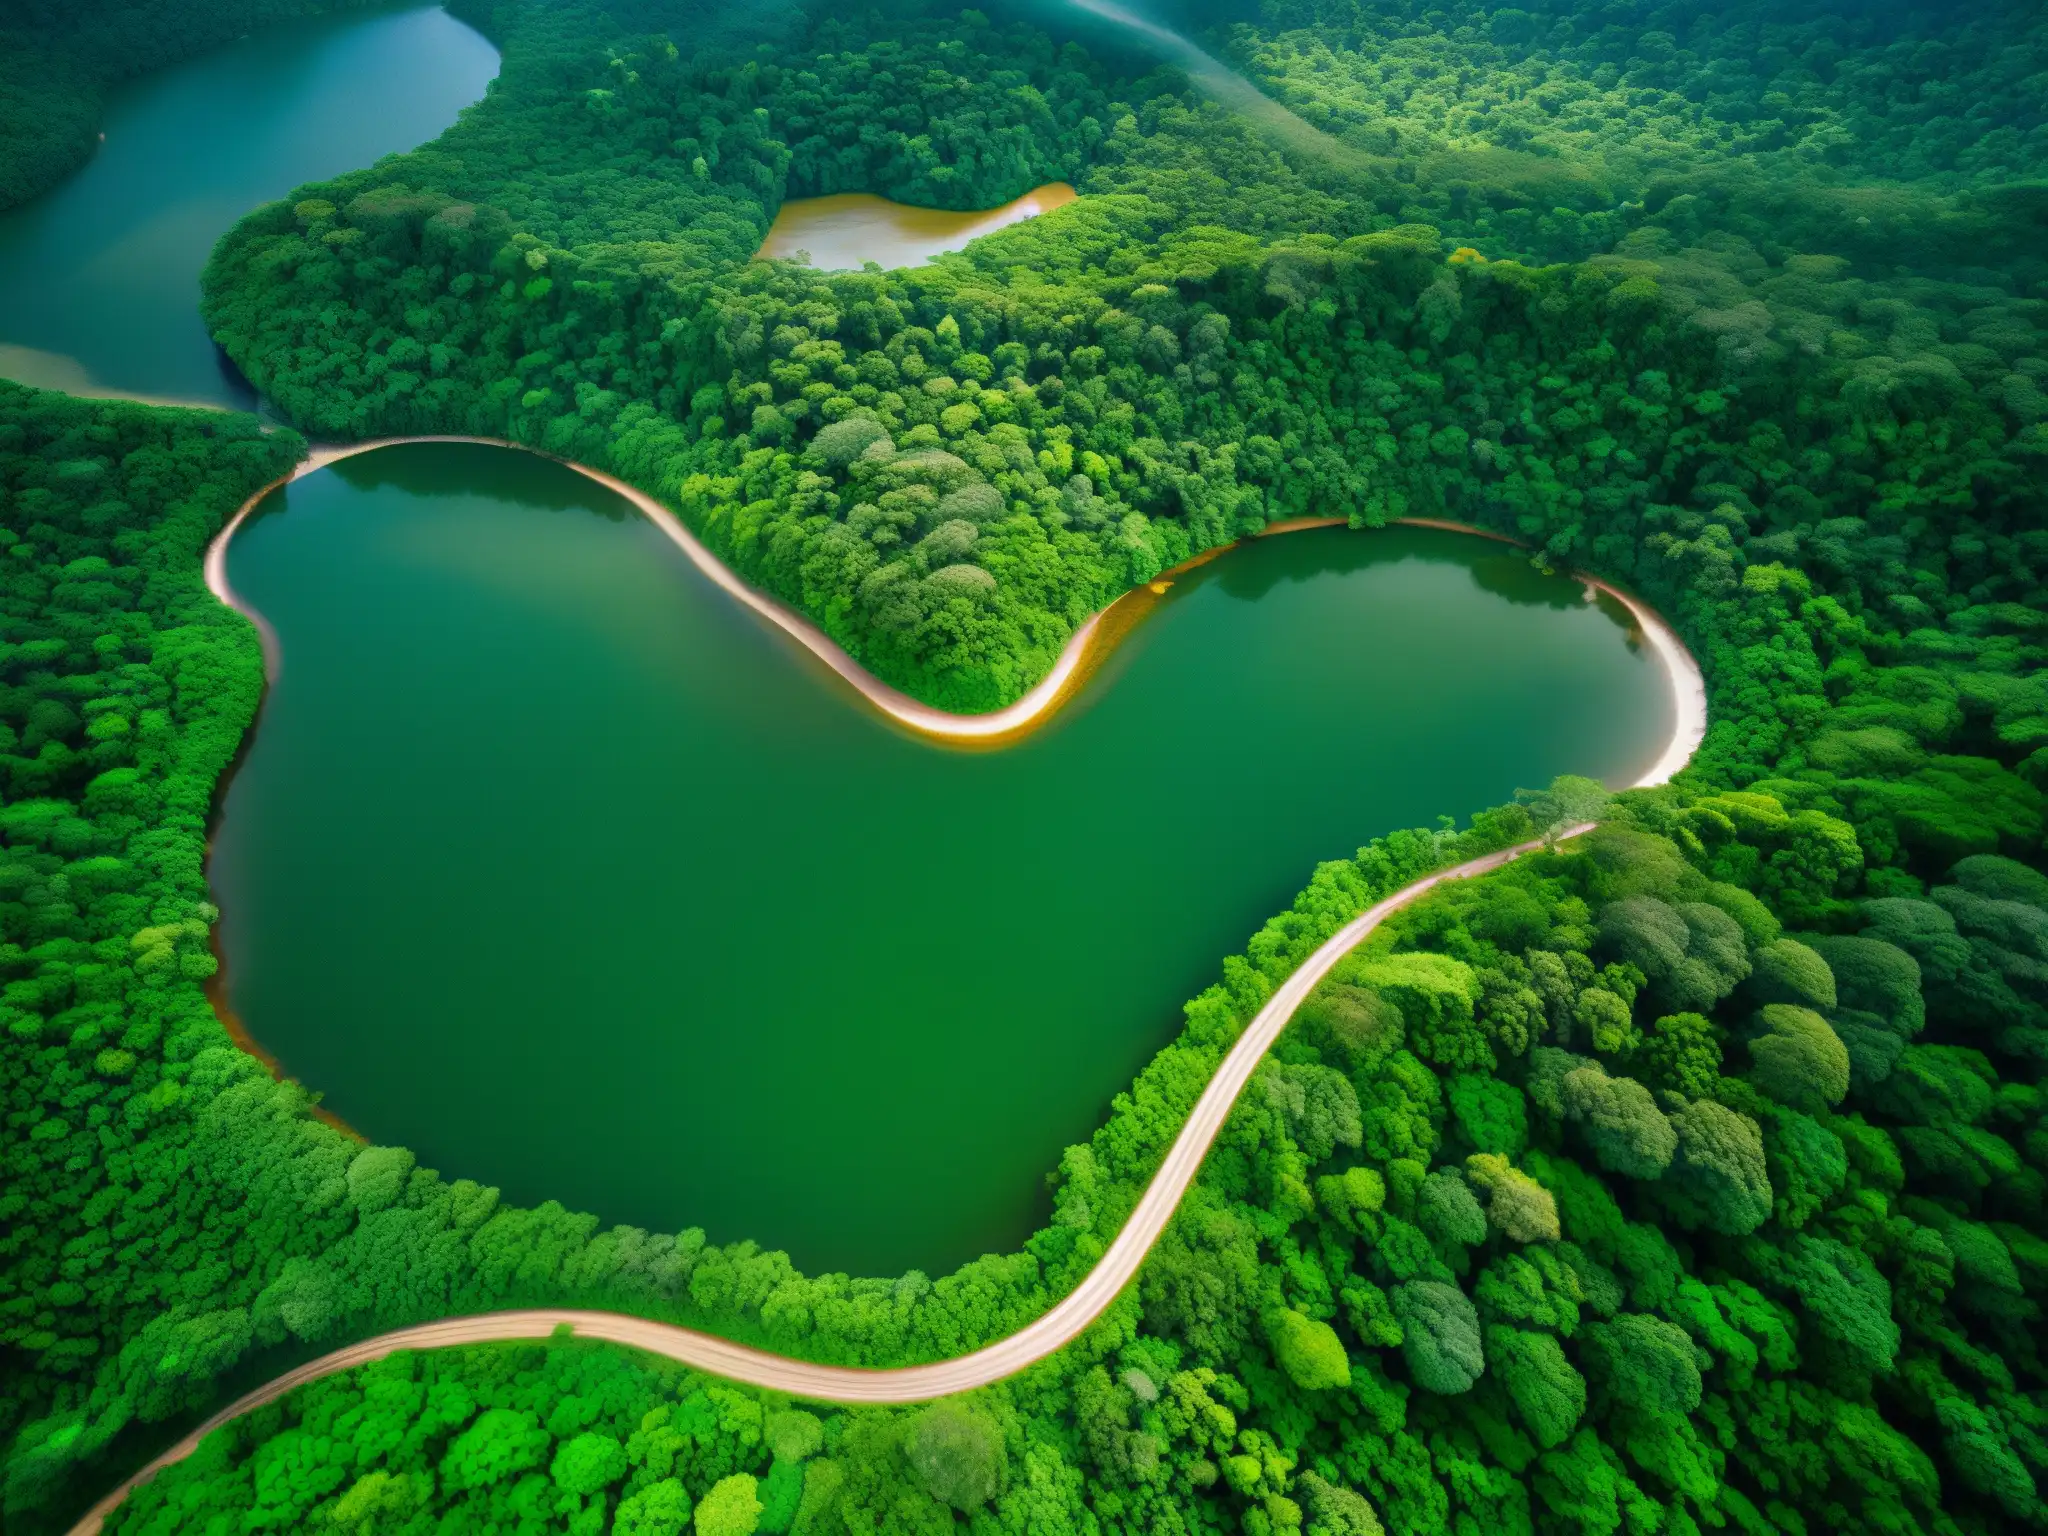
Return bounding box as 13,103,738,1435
209,443,1674,1276
0,6,497,406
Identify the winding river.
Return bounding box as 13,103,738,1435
8,10,1712,1529
209,442,1675,1276
0,4,1688,1280
0,5,497,406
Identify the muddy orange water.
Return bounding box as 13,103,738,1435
756,183,1077,271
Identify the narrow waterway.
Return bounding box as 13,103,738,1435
0,6,497,407
208,442,1674,1277
1,0,1679,1279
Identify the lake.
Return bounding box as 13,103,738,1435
758,184,1078,271
0,6,497,407
209,442,1675,1276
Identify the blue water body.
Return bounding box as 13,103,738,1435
0,6,497,406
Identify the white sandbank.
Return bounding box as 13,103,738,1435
204,436,1104,744
207,441,1706,778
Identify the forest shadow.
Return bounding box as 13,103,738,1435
322,442,635,522
1202,525,1619,620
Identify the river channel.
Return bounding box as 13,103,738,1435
0,5,497,407
209,443,1673,1276
5,4,1678,1277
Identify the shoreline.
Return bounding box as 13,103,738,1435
203,925,365,1143
1384,515,1708,788
205,439,1708,778
100,448,1716,1531
69,825,1592,1535
194,438,1706,1234
756,182,1079,270
0,344,238,413
205,436,1107,747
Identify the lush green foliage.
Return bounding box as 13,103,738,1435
3,376,2044,1530
195,0,2047,711
4,0,2048,1531
80,800,2048,1536
0,397,1549,1513
1214,0,2046,257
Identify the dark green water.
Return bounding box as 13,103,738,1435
210,443,1673,1276
0,6,496,407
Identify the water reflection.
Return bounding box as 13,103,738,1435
326,441,632,522
1201,525,1619,622
212,446,1671,1273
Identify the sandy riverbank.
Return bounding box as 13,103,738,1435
204,436,1106,747
206,440,1707,776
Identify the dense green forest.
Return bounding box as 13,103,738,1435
3,0,2048,1531
196,0,2048,708
86,810,2048,1536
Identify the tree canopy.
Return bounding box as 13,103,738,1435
3,0,2048,1531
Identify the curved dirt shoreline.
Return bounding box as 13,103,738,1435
206,439,1706,773
205,436,1104,746
70,824,1593,1536
1264,514,1706,789
1583,571,1706,787
118,445,1709,1532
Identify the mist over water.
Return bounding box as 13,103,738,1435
1014,0,1360,165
